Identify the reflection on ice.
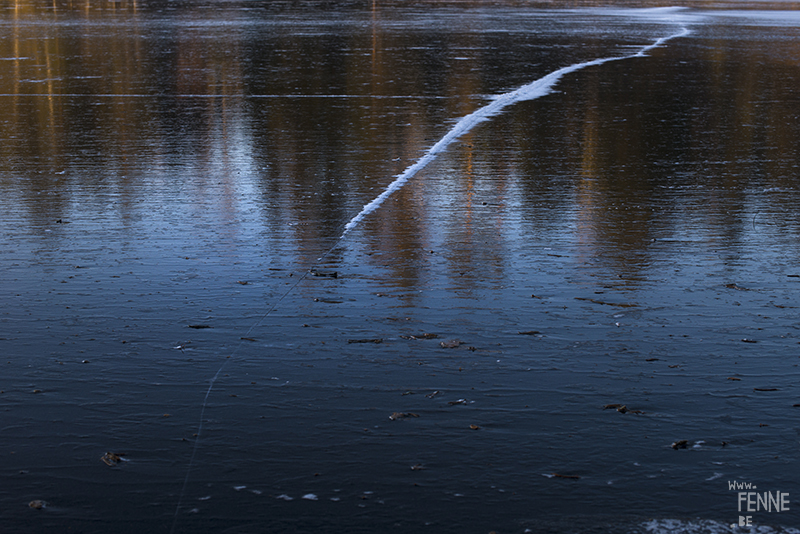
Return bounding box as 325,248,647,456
709,9,800,26
2,2,800,534
585,6,701,24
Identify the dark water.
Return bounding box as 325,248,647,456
2,1,800,533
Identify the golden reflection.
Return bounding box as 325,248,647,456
574,68,601,277
441,133,509,294
2,1,800,272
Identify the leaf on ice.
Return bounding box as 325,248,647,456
309,269,338,278
100,452,126,466
725,283,748,290
400,333,438,340
389,412,419,420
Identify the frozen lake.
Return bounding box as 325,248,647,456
2,1,799,533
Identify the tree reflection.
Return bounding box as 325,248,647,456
1,1,799,284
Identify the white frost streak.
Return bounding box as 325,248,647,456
341,27,690,237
